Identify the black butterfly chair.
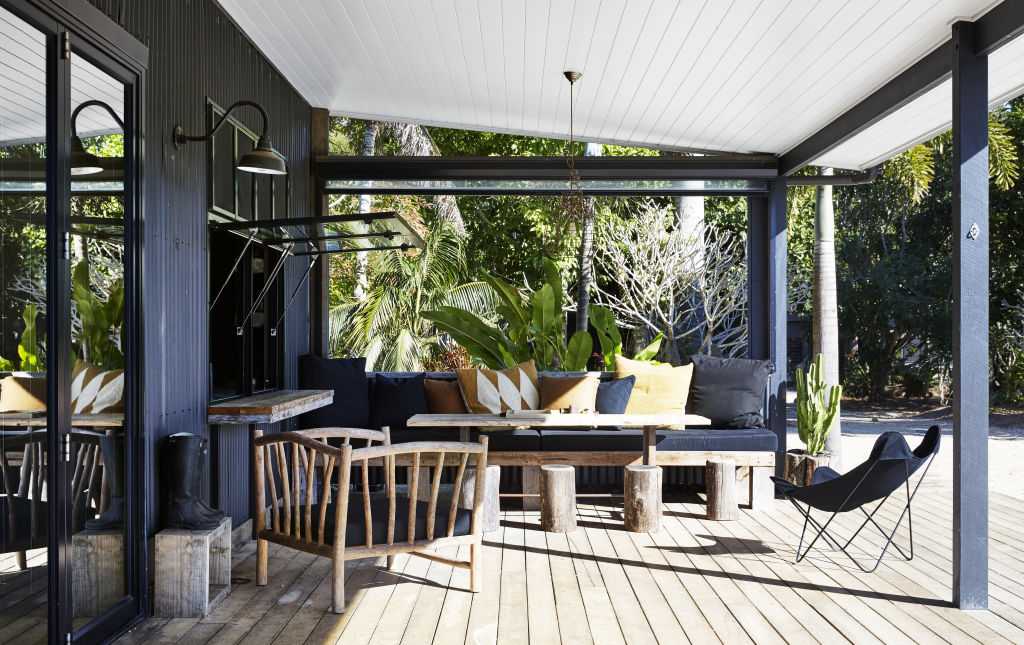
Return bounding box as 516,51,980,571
771,425,940,573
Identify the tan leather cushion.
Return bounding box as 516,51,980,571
540,374,599,411
613,354,693,414
455,360,539,414
423,378,467,414
0,374,47,411
71,361,124,414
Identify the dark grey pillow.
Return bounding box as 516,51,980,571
595,375,635,415
297,355,368,429
370,373,428,432
687,355,773,428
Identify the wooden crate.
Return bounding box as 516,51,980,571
154,517,231,617
72,529,124,617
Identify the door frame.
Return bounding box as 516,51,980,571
0,1,147,642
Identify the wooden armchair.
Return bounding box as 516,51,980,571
253,427,489,613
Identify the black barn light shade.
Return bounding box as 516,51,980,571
173,100,287,175
71,99,124,175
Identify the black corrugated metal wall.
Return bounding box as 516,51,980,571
86,0,312,533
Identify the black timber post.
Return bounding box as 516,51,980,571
951,20,989,610
748,181,788,475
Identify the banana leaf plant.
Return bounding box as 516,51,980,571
423,259,592,371
71,260,124,370
16,304,42,371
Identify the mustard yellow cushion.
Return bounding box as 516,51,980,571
0,374,47,412
540,375,599,411
455,360,539,414
71,361,125,414
613,354,693,414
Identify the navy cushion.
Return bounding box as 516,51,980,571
298,355,368,429
370,373,428,432
687,355,773,428
539,428,777,452
388,428,541,451
310,496,472,547
595,375,635,414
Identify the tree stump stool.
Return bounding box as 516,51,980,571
624,465,662,532
540,465,576,532
706,459,739,521
459,465,501,532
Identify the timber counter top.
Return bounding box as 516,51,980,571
208,389,333,425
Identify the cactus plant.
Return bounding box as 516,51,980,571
795,353,842,456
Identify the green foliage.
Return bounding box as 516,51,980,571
17,304,42,371
330,222,496,371
795,354,842,456
71,260,124,370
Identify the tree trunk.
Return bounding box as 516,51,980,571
813,167,842,469
354,122,378,302
575,142,602,333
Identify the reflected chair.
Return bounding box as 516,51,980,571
253,427,488,613
771,425,940,573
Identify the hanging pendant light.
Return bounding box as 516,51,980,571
558,71,592,234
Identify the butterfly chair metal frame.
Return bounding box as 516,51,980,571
777,427,940,573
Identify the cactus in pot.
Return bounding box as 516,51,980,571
795,353,842,456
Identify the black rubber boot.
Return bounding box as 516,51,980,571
194,437,225,522
162,433,220,530
85,434,124,530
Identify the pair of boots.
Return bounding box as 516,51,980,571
86,434,124,530
162,433,225,530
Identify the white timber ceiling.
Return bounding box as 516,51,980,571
1,7,124,146
217,0,1024,171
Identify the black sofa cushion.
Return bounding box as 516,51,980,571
370,373,428,432
298,355,368,429
595,375,635,414
311,496,472,547
539,428,777,452
388,427,541,452
687,355,773,428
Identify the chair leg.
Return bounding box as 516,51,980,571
386,554,396,569
332,556,346,613
15,551,27,570
256,539,268,586
470,542,481,593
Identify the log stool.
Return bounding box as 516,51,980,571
624,465,662,532
540,465,576,532
459,465,501,532
706,459,739,521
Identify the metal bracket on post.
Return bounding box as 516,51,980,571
210,229,258,311
237,243,293,333
271,254,320,336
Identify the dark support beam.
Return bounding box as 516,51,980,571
748,182,788,476
780,0,1024,176
951,20,989,611
309,107,330,357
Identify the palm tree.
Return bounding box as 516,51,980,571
329,222,496,371
354,122,378,302
813,167,842,465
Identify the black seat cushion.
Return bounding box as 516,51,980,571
388,428,541,451
686,355,773,428
298,355,369,429
312,496,472,547
369,373,428,432
540,428,777,452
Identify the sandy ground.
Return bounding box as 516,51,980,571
786,396,1024,501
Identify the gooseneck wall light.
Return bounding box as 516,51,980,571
71,99,125,175
173,100,287,175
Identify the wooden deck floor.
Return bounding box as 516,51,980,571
109,485,1024,644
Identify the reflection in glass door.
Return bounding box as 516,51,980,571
1,6,52,641
67,48,128,630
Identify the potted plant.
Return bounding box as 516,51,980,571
785,353,842,486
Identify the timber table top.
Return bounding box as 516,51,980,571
406,412,711,429
0,412,123,427
208,389,333,425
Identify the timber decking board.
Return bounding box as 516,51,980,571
110,489,1024,645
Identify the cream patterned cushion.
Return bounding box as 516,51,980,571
455,360,539,414
71,361,125,414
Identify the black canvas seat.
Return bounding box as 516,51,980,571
771,425,940,572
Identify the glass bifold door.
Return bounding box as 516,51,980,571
1,1,143,643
